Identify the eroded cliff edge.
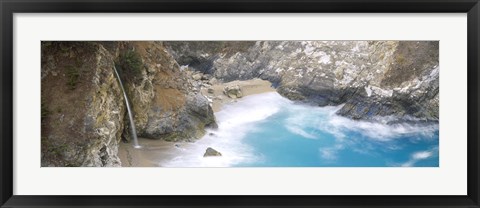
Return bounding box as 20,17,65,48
41,42,216,167
165,41,439,122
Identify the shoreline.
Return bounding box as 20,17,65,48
118,138,178,167
119,78,276,167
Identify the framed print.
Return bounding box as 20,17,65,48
1,0,479,207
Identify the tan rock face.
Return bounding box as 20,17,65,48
223,85,243,99
41,41,217,167
119,42,216,142
41,42,125,167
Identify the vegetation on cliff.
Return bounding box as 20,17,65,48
41,41,216,167
41,41,438,167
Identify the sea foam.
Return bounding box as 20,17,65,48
163,92,286,167
163,92,439,167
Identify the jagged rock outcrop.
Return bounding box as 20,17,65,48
114,42,217,142
41,41,217,166
164,41,439,122
41,42,125,167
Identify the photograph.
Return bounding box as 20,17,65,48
40,41,439,167
3,0,478,206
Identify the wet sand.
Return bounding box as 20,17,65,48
118,138,180,167
118,78,275,167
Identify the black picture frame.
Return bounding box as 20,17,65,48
1,0,479,207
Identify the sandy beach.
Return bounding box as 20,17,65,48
118,78,276,167
201,78,276,112
118,138,180,167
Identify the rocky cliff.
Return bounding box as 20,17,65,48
41,40,438,167
165,41,439,122
41,42,126,167
109,42,216,142
41,42,216,167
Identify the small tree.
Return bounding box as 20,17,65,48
119,50,143,78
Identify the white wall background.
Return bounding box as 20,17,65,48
13,13,467,195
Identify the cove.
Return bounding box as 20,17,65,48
164,92,439,167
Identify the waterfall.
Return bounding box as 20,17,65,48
113,66,141,148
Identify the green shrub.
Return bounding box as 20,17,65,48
119,50,143,76
66,66,80,90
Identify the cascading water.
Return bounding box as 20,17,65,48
113,66,141,148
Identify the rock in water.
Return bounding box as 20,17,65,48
203,147,222,157
223,85,243,99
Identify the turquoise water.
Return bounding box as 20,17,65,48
164,92,439,167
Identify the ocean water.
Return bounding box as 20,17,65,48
163,92,439,167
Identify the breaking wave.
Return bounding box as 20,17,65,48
163,92,439,167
